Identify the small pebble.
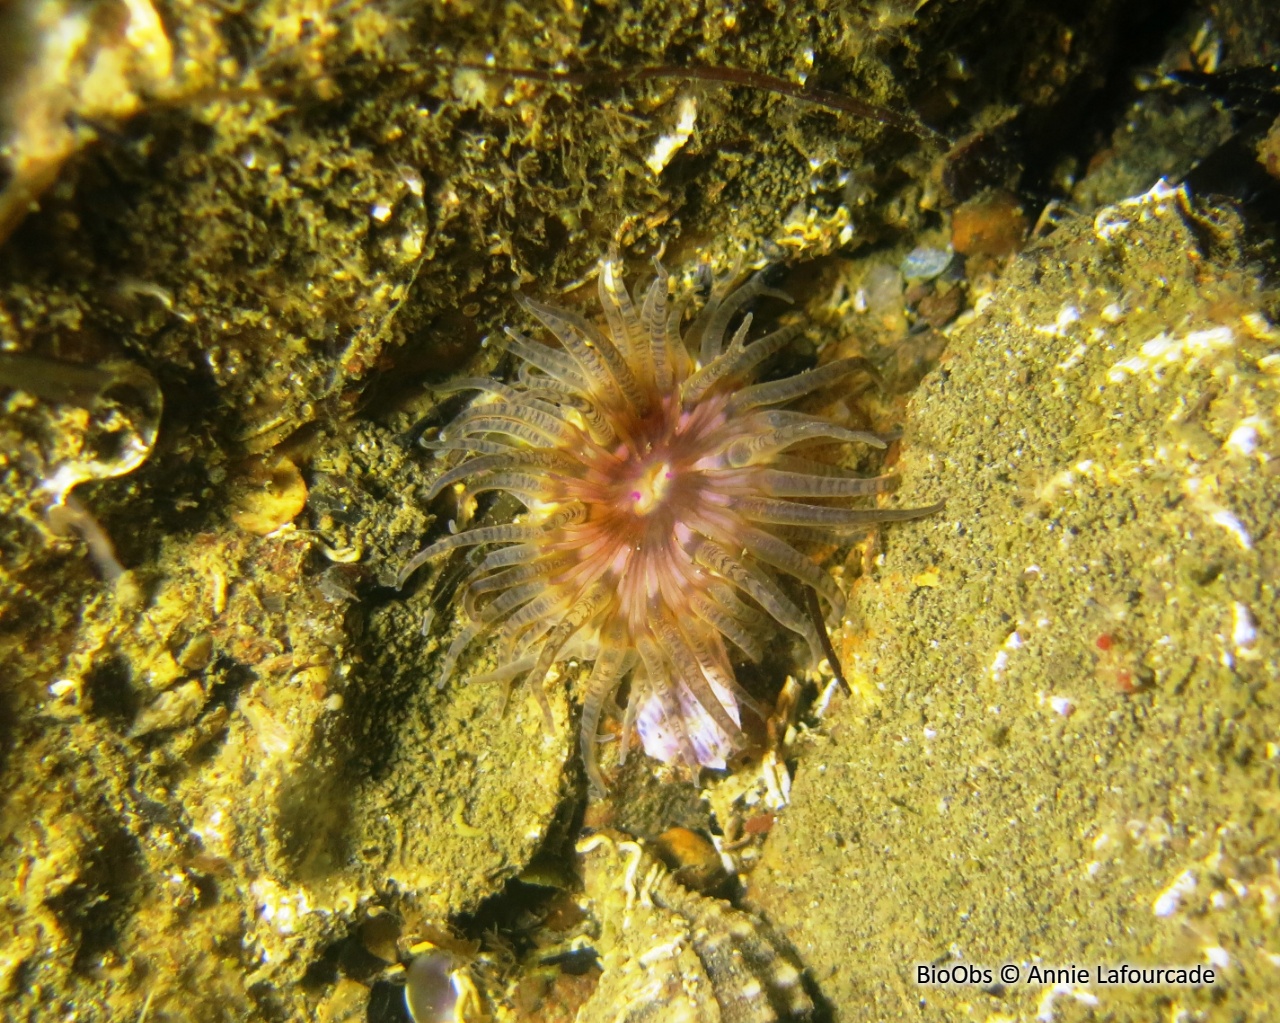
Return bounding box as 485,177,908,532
900,245,952,281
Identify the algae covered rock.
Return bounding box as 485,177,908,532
0,0,1232,1019
749,182,1280,1020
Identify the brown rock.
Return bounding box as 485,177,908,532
951,189,1029,257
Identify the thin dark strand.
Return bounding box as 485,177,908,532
805,585,850,696
439,60,947,147
168,50,947,148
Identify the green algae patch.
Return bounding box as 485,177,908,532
749,184,1280,1021
0,0,1180,1018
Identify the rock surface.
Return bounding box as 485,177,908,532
1,0,1276,1020
750,183,1280,1021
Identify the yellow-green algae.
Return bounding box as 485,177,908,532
0,0,1226,1020
749,186,1280,1021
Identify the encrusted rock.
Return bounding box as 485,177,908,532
575,831,813,1023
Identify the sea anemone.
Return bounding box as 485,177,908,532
401,251,939,795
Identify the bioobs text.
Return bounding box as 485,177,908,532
916,963,993,986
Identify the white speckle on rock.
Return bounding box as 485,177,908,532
1152,868,1197,917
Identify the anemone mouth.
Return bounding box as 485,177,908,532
403,251,942,795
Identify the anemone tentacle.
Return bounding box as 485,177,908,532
579,623,633,796
694,269,790,366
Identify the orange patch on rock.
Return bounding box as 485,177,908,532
951,190,1029,258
